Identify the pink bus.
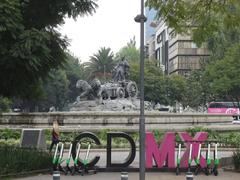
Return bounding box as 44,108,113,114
207,102,240,114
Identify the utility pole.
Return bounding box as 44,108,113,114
134,0,147,180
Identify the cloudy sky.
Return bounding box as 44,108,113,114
60,0,141,62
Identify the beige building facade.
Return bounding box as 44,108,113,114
145,17,209,76
168,29,209,75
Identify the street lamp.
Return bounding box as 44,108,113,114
134,1,147,180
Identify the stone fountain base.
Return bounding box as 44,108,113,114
69,98,148,111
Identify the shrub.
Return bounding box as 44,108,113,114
0,96,11,112
0,146,51,176
0,129,21,140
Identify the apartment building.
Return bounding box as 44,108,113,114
168,29,209,76
145,14,209,76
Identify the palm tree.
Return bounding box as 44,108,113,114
85,47,115,80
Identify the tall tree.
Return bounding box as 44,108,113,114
85,47,115,80
130,59,169,104
205,44,240,105
166,75,186,107
147,0,240,105
115,37,140,63
147,0,240,45
64,53,87,103
41,69,70,111
0,0,98,98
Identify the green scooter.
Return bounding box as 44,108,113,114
212,143,219,176
52,142,66,173
187,144,193,173
64,143,73,175
71,142,81,175
80,142,97,176
176,143,181,175
205,143,211,175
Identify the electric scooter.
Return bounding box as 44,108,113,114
176,143,181,175
194,143,202,175
212,143,219,176
64,143,73,175
52,143,59,171
52,142,66,173
187,144,193,173
80,141,97,176
71,142,81,175
205,143,211,175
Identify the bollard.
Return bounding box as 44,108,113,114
121,172,128,180
53,171,60,180
186,172,194,180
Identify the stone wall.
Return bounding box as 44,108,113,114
0,112,238,132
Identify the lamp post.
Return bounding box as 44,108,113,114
134,0,147,180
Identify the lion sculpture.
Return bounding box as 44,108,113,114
75,79,102,103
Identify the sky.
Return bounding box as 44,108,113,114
60,0,141,62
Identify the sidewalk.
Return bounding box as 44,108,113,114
16,170,240,180
14,150,237,179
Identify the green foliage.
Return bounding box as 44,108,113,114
181,69,212,109
64,53,88,103
147,0,240,45
205,44,240,102
85,47,115,81
0,129,21,140
42,69,70,110
0,0,98,98
11,53,88,111
44,129,51,142
166,75,187,106
186,127,219,140
130,59,190,105
2,128,240,150
152,130,165,142
0,139,19,147
115,37,139,63
0,97,12,112
0,146,51,176
130,59,168,103
97,129,109,141
219,132,240,148
147,0,240,104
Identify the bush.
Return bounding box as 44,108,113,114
0,146,51,176
0,96,11,112
0,129,21,140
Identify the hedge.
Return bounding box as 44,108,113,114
0,146,51,176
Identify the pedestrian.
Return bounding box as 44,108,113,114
49,120,60,152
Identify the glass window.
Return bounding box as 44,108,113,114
157,34,162,43
191,42,198,48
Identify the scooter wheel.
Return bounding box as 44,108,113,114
205,168,210,176
71,169,75,176
176,168,179,175
213,169,218,176
194,168,199,175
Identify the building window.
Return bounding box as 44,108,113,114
157,34,162,44
169,30,176,39
191,42,198,48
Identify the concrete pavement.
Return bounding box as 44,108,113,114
12,150,237,180
16,170,240,180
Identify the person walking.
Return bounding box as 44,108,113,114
49,120,60,152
